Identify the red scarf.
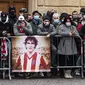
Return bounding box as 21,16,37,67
1,38,7,60
17,26,24,33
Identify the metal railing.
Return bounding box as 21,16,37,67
0,37,11,80
53,35,84,78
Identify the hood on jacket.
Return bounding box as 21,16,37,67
1,12,9,24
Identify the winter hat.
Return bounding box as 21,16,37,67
18,15,25,20
1,12,8,22
8,6,16,13
43,16,50,21
19,8,27,13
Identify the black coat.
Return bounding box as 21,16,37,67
79,24,85,39
8,15,17,35
0,21,13,36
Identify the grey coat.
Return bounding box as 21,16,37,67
37,24,56,36
57,24,80,55
13,20,33,36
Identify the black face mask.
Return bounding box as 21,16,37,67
9,11,16,17
2,18,6,22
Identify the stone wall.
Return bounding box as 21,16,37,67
36,0,85,14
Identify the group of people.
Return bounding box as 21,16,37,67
1,5,85,79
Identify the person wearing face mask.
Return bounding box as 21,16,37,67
0,12,13,36
51,13,60,77
8,6,17,23
37,16,57,77
52,13,60,34
30,11,42,35
57,16,80,78
38,16,56,36
0,12,13,78
60,12,68,24
8,6,17,35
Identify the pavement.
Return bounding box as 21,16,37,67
0,77,85,85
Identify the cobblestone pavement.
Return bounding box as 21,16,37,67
0,78,85,85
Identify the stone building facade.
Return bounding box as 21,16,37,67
29,0,85,14
0,0,85,15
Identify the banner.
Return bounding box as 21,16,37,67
12,36,50,72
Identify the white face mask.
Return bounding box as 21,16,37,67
65,22,71,26
54,19,59,24
34,15,39,20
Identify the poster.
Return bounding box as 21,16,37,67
12,36,50,72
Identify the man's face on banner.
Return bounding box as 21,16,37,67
26,40,35,53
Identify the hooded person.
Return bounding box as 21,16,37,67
37,16,57,77
13,15,33,36
8,6,17,35
8,6,17,18
30,10,42,35
0,12,13,36
0,12,12,72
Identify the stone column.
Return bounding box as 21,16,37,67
28,0,38,14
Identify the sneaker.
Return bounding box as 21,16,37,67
75,70,80,76
39,72,44,77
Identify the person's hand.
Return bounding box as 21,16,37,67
71,31,75,35
47,34,50,37
2,30,7,35
7,33,11,36
69,32,73,36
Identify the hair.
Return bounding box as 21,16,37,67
32,11,40,16
43,15,50,21
24,13,31,19
80,8,85,15
63,15,73,25
72,11,78,15
39,13,42,17
24,36,38,48
52,13,59,18
59,12,68,21
19,8,27,13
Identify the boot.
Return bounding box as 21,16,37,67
64,70,73,79
64,70,69,78
68,70,73,79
